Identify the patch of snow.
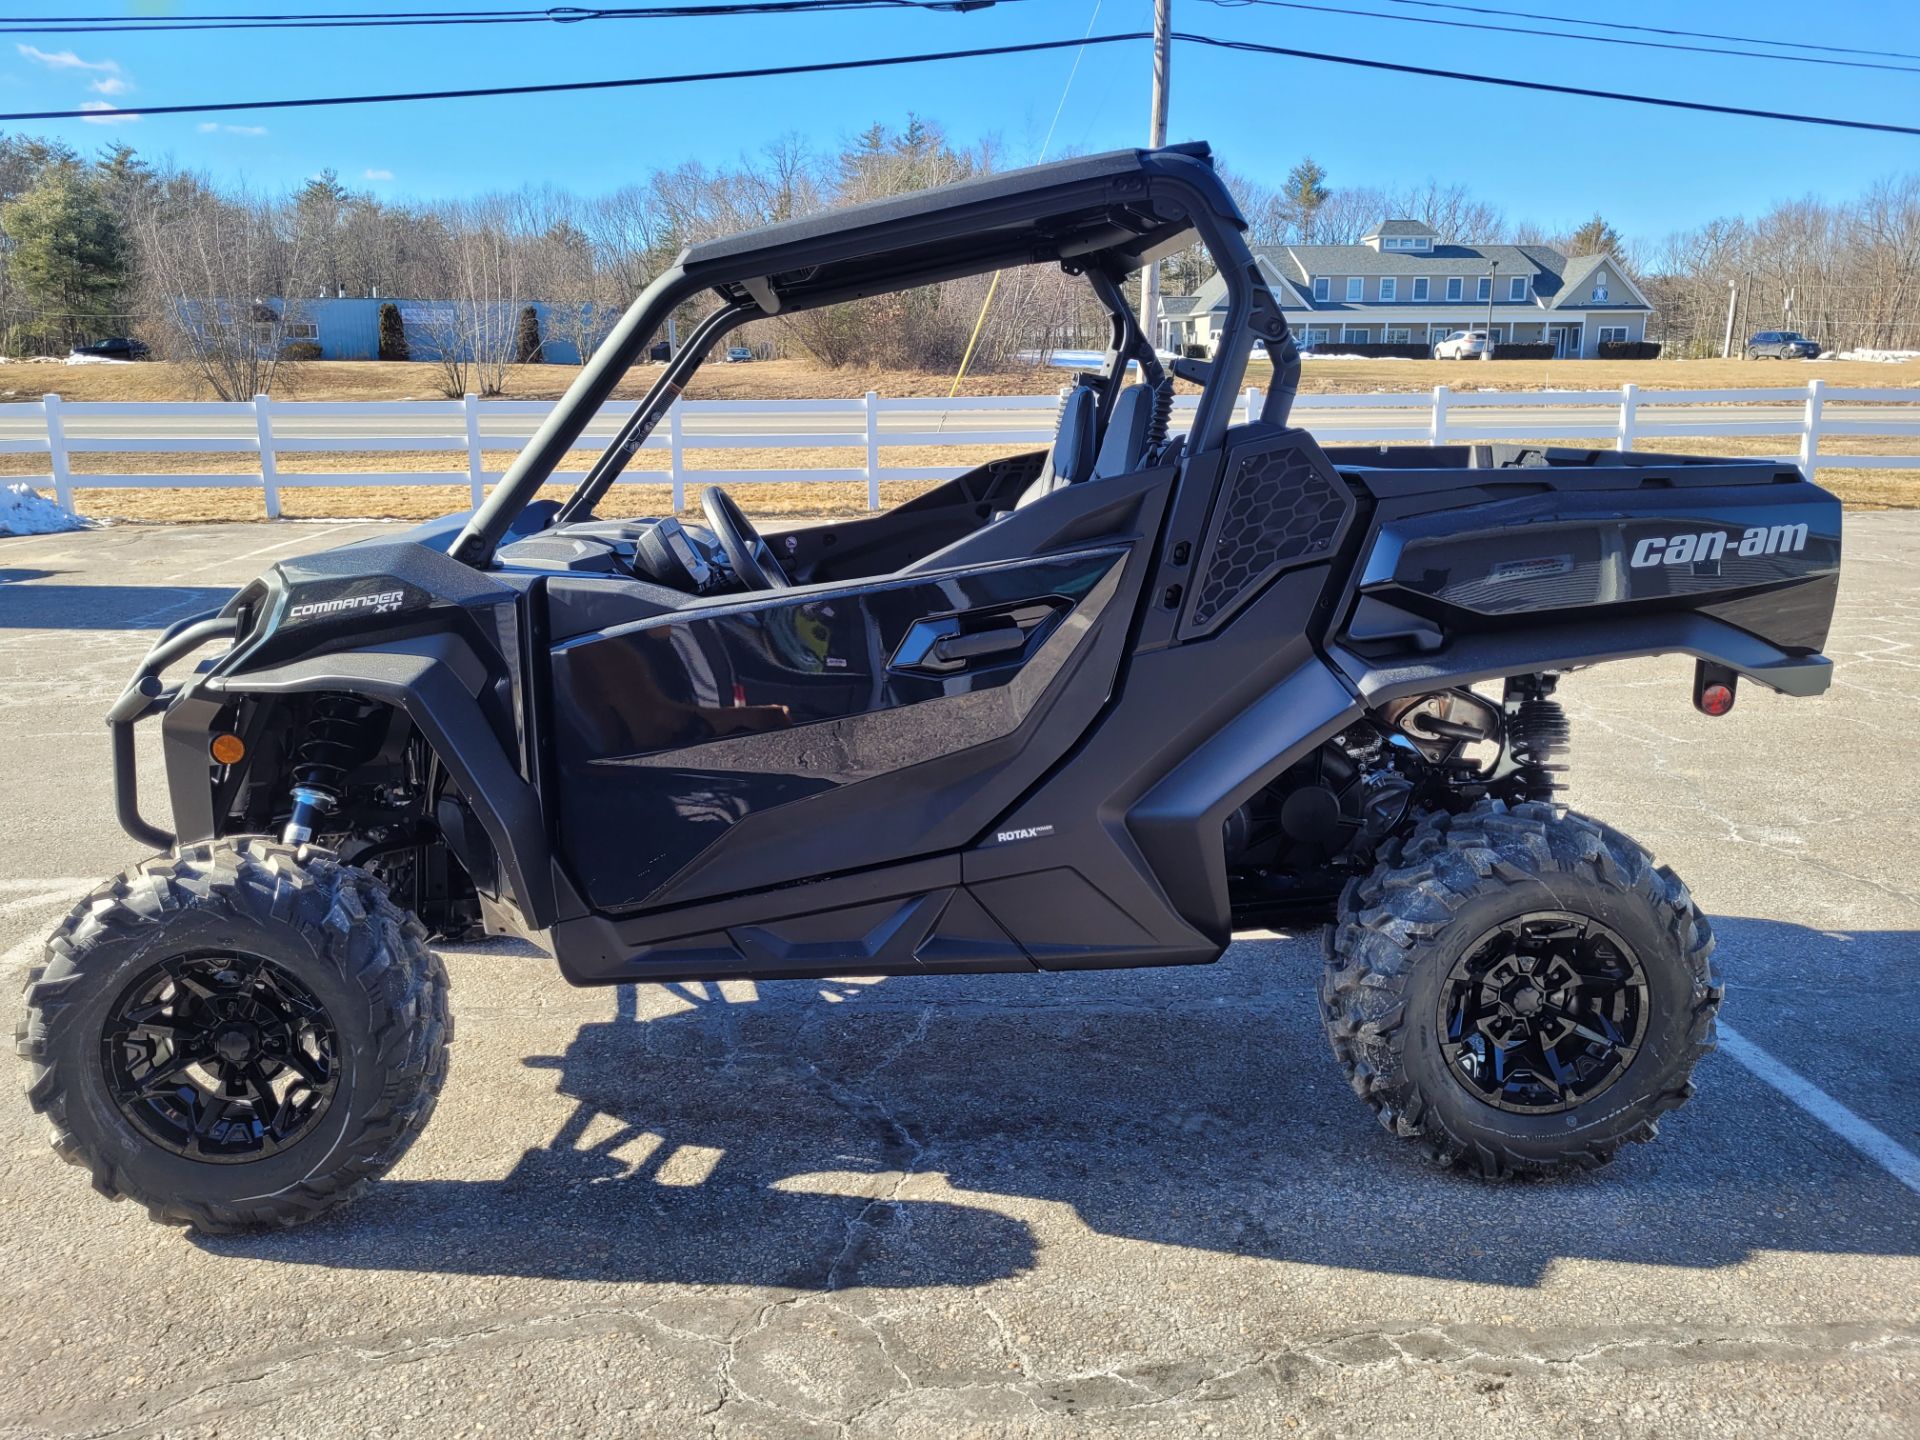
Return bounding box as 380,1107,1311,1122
1302,351,1416,361
63,352,133,366
1824,348,1920,364
0,483,89,536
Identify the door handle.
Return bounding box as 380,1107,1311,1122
932,625,1026,663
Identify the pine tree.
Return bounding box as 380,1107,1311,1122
378,301,409,362
1282,158,1331,243
1569,214,1623,256
514,304,542,364
0,166,125,350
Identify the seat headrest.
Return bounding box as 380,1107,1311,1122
1046,385,1098,487
1090,383,1157,480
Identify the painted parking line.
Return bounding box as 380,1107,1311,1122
0,887,83,921
1720,1022,1920,1197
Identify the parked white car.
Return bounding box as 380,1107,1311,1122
1433,329,1491,360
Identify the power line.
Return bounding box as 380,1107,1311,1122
1177,31,1920,136
0,30,1913,137
1196,0,1920,75
0,2,1018,34
1378,0,1920,66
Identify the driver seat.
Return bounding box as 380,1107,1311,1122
1012,382,1158,511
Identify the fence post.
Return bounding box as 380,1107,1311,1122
1430,384,1449,444
463,394,484,508
668,398,685,512
864,389,881,512
1616,381,1637,453
42,393,71,512
252,395,281,520
1245,387,1264,424
1240,386,1257,425
1799,378,1825,477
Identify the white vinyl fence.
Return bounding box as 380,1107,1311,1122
3,379,1915,518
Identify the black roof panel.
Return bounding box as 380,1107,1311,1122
672,142,1237,313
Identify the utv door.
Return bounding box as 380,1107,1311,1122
549,540,1148,913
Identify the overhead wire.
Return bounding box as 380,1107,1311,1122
0,30,1913,137
0,2,1022,34
1195,0,1920,75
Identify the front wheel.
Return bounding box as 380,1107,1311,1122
17,839,450,1232
1321,802,1719,1178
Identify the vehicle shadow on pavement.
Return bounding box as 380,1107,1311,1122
195,922,1920,1290
0,579,237,629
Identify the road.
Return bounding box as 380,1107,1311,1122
0,397,1912,451
0,518,1915,1437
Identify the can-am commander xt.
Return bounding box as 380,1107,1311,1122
20,145,1839,1230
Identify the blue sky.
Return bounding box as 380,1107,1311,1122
2,1,1915,241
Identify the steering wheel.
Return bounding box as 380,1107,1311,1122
701,485,792,591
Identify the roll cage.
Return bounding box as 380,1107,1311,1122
450,141,1302,568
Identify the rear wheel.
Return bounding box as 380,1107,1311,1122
1321,802,1719,1177
17,839,450,1231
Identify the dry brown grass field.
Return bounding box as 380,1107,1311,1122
2,354,1913,521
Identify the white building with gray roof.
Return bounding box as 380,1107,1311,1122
1163,219,1651,359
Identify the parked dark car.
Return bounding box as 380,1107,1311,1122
1746,330,1821,360
70,336,150,362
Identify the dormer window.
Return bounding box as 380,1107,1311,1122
1313,276,1329,302
1509,275,1527,302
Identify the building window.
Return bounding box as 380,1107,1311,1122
1598,325,1629,343
1342,326,1370,343
1379,277,1397,302
1384,328,1411,343
281,322,318,340
1488,327,1505,343
1302,327,1331,347
1508,276,1527,302
1412,276,1429,301
1446,276,1464,302
1476,276,1492,302
1411,237,1431,251
1346,277,1364,302
1313,276,1329,302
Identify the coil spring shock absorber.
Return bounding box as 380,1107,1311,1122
283,694,375,845
1504,673,1570,802
1145,377,1175,452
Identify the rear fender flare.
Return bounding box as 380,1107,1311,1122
196,633,556,928
1329,611,1832,705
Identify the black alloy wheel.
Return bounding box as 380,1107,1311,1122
101,951,341,1163
1437,912,1649,1115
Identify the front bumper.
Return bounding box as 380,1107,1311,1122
106,613,241,849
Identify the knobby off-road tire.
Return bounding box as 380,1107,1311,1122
1321,801,1720,1177
17,839,450,1232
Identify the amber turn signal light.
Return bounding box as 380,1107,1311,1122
209,733,247,765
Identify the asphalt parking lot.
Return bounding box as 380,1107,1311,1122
0,516,1915,1438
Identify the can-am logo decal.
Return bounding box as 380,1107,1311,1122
288,589,408,620
1630,523,1808,569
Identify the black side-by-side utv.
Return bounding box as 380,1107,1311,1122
19,144,1840,1231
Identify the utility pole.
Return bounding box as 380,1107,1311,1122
1482,259,1498,361
1721,277,1739,359
1140,0,1171,353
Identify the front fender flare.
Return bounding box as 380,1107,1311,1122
192,633,558,928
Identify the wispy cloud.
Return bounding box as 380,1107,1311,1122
16,44,121,76
363,168,395,181
197,121,268,136
17,44,136,109
79,101,139,126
